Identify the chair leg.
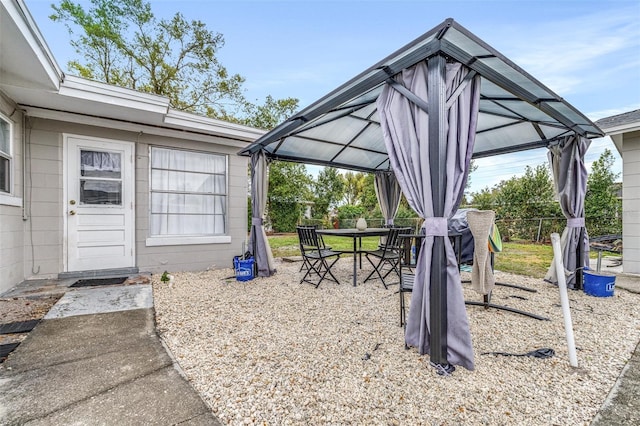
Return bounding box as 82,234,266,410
364,255,401,289
364,255,387,288
401,294,410,349
325,257,340,284
382,259,401,280
299,259,317,284
299,258,311,283
400,290,405,327
300,257,323,285
301,255,340,287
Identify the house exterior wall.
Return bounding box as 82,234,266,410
0,96,25,294
23,123,64,280
8,117,248,290
622,130,640,274
133,133,248,273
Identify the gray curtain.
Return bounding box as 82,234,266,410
374,171,402,226
545,135,590,288
377,59,480,370
249,150,276,277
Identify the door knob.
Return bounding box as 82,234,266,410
69,200,76,205
69,210,76,215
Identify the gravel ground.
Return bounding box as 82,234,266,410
0,296,61,347
152,257,640,425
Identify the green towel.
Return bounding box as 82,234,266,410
489,224,502,253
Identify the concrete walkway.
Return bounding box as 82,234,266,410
0,281,221,425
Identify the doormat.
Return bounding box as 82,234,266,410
0,343,20,363
70,277,128,288
0,319,40,335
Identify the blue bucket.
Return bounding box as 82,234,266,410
583,270,615,297
234,257,254,282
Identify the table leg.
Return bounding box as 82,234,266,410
353,237,357,286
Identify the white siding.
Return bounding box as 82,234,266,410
0,100,24,294
135,134,249,274
622,131,640,274
0,208,24,293
2,116,251,288
22,125,63,280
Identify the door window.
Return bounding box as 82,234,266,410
79,150,122,205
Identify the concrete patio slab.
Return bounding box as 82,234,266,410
44,284,152,319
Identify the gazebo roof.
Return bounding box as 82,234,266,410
239,18,603,172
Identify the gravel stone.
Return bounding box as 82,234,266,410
152,258,640,425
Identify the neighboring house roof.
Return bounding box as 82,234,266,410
595,109,640,155
595,109,640,133
0,0,264,145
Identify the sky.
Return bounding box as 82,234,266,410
24,0,640,194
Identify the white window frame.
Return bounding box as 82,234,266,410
145,145,230,246
0,112,21,207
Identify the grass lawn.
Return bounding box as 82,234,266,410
493,240,553,278
268,234,381,257
268,234,617,279
268,234,554,278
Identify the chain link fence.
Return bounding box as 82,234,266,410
496,216,622,242
299,216,622,243
299,217,424,232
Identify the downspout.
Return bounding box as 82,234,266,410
21,113,39,275
21,112,27,221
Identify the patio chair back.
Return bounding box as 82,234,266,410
383,227,408,253
297,226,322,251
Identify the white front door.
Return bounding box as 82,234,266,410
64,135,135,272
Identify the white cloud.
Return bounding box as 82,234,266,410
494,6,640,96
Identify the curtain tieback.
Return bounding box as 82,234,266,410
422,217,448,236
567,217,585,228
385,219,394,226
252,218,263,226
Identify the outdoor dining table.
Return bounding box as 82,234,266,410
316,228,390,287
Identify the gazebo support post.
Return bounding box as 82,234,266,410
427,53,449,366
576,227,585,290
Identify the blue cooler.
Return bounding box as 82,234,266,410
583,270,615,297
234,257,255,281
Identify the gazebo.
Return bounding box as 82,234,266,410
239,18,603,373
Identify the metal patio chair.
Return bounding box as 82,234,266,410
296,226,342,287
299,224,331,272
363,227,411,289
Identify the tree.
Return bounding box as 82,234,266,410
336,205,366,222
494,164,559,218
50,0,298,126
465,159,478,192
358,173,378,213
240,95,299,130
492,164,562,240
267,161,312,232
586,149,621,235
342,171,366,205
312,167,344,219
470,187,497,211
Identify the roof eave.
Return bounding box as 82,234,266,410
4,0,64,90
